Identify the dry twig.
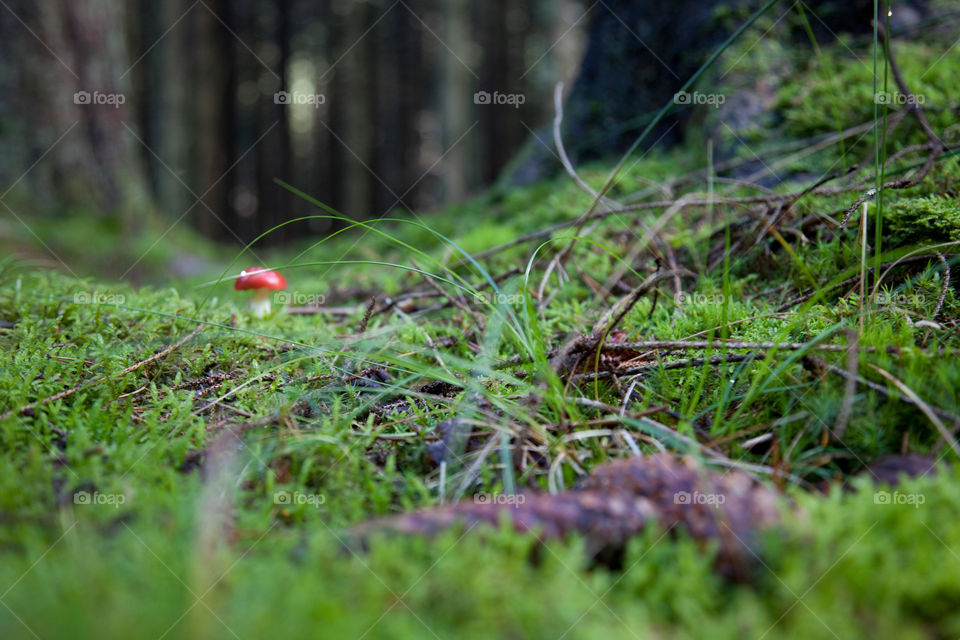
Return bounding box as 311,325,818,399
1,324,204,422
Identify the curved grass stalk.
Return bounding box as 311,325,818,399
274,180,528,343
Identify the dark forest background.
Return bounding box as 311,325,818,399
0,0,891,252
0,0,587,245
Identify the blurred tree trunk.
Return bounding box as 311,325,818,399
478,0,505,185
275,0,293,241
342,2,375,220
440,0,471,202
192,0,232,241
254,0,292,243
0,0,149,226
561,0,734,163
377,0,420,214
314,3,345,227
133,0,191,221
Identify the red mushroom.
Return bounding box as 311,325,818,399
234,267,286,317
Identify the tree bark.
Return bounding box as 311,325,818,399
0,0,149,225
503,0,910,186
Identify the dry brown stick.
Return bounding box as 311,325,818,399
830,140,941,200
632,119,880,200
567,405,671,427
594,339,912,354
884,144,942,190
499,332,939,369
836,139,943,227
785,165,861,207
371,268,522,318
571,353,765,383
711,176,778,195
553,269,692,376
591,270,691,340
471,183,845,271
739,117,887,186
552,272,673,374
871,242,960,300
286,304,364,316
601,196,697,296
411,259,485,330
848,107,910,183
882,24,945,149
1,324,204,422
703,422,772,448
808,355,958,423
522,270,686,427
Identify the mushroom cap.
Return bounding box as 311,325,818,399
234,267,286,291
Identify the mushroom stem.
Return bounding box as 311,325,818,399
249,289,272,318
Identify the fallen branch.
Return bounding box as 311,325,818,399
500,336,944,369
588,339,912,355
550,269,691,377
571,353,765,383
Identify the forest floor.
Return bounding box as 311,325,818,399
3,22,960,640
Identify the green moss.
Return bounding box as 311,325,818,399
777,41,959,152
884,195,960,244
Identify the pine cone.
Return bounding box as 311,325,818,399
347,453,784,578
